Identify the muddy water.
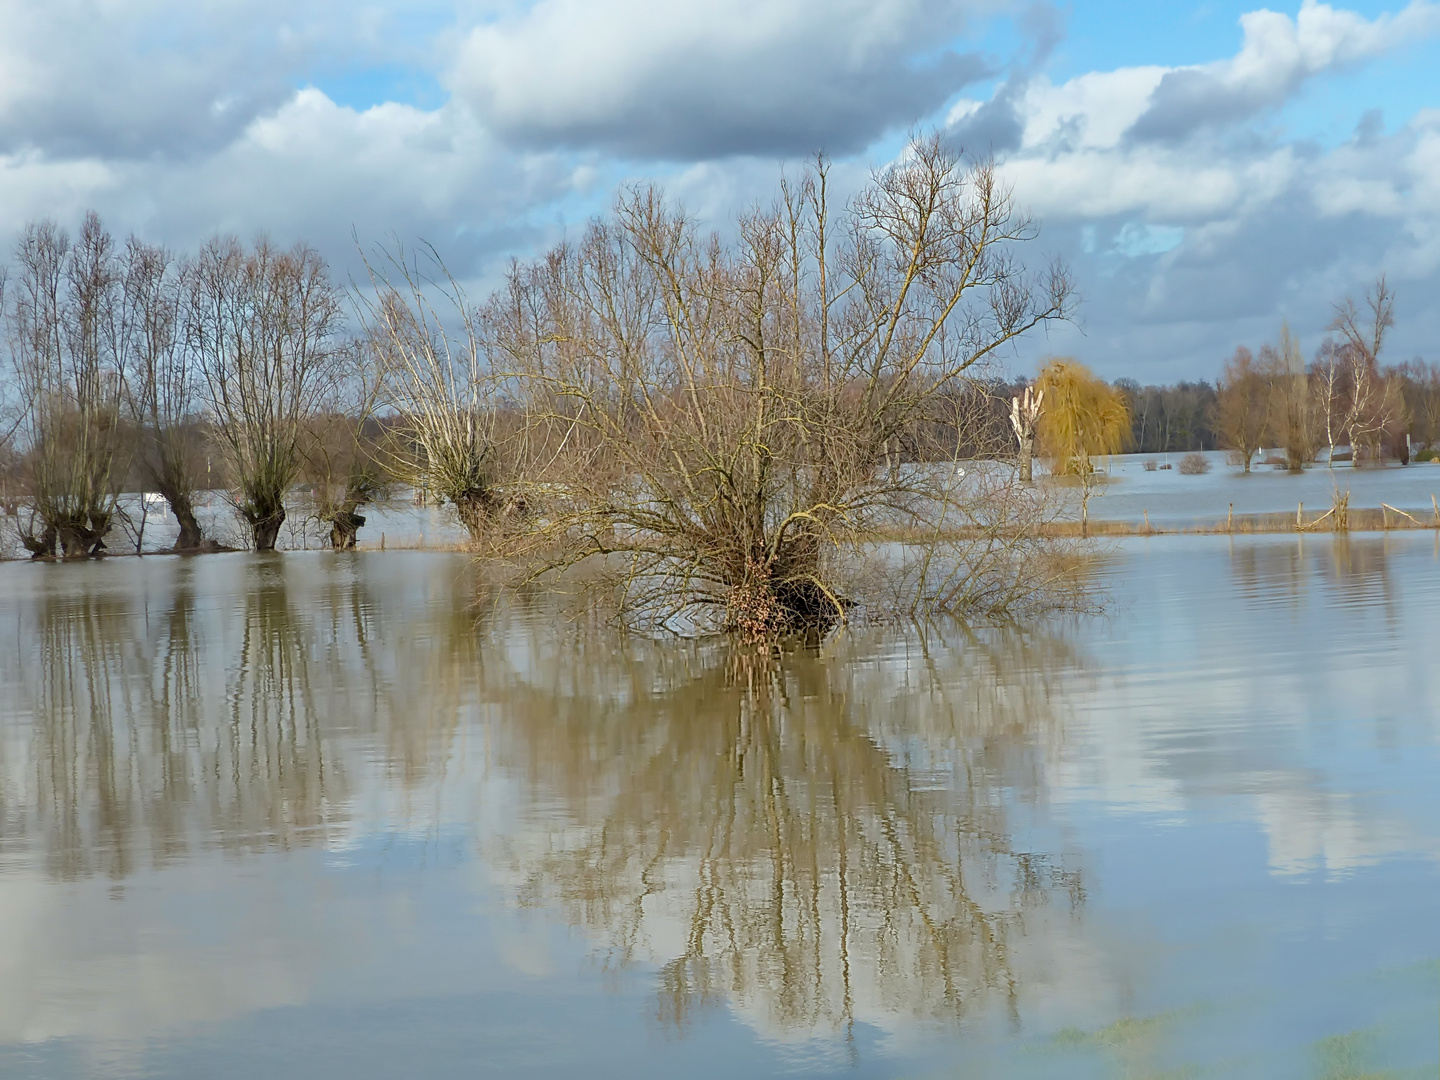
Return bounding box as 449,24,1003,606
0,538,1436,1078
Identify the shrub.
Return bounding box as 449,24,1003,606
1142,458,1158,472
1178,452,1211,475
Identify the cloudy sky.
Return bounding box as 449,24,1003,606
2,0,1438,380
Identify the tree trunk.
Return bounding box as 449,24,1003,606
1019,435,1034,482
251,510,285,552
452,489,497,541
167,492,206,551
57,523,106,557
329,510,365,550
22,523,57,559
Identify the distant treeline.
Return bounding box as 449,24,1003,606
914,277,1440,469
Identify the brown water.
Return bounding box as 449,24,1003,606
0,539,1437,1078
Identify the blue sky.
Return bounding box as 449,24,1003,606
2,0,1440,380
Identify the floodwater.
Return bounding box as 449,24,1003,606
0,538,1437,1079
1076,451,1440,527
6,453,1438,559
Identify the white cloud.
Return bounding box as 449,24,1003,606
448,0,998,158
2,0,1440,379
935,3,1440,377
0,88,581,289
0,0,454,158
1128,0,1440,141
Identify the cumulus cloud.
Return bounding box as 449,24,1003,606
448,0,998,159
1127,0,1440,142
919,2,1440,378
0,0,451,159
3,0,1440,381
0,90,582,288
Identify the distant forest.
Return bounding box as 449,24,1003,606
1112,380,1219,454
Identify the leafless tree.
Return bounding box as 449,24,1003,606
118,238,209,549
186,237,345,551
1325,276,1405,464
1393,359,1440,452
490,137,1076,636
1310,338,1348,467
359,245,513,542
300,338,389,548
6,214,130,557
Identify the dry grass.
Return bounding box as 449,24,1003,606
953,504,1440,537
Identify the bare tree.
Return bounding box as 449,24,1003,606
187,237,345,551
1310,279,1401,467
119,238,209,549
491,137,1075,636
360,246,513,542
1310,338,1347,467
300,339,389,549
1393,359,1440,452
6,214,130,557
1326,276,1404,464
1213,346,1270,472
0,267,18,518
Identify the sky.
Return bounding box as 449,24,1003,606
2,0,1439,381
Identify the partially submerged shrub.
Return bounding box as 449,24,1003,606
496,137,1079,636
1178,452,1211,474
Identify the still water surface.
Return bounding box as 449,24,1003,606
0,538,1437,1078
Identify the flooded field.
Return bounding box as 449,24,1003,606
1074,451,1440,527
0,537,1437,1078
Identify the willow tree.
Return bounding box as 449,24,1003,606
187,237,344,551
119,238,208,549
6,214,130,557
1264,323,1316,472
300,338,388,549
360,248,508,542
491,136,1075,637
1034,359,1129,535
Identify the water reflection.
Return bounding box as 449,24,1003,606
480,623,1085,1040
0,544,1436,1078
0,557,1089,1053
1227,534,1409,646
0,557,489,880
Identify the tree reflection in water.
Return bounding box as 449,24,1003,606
1229,534,1401,624
479,620,1085,1042
0,556,1088,1049
0,557,483,881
